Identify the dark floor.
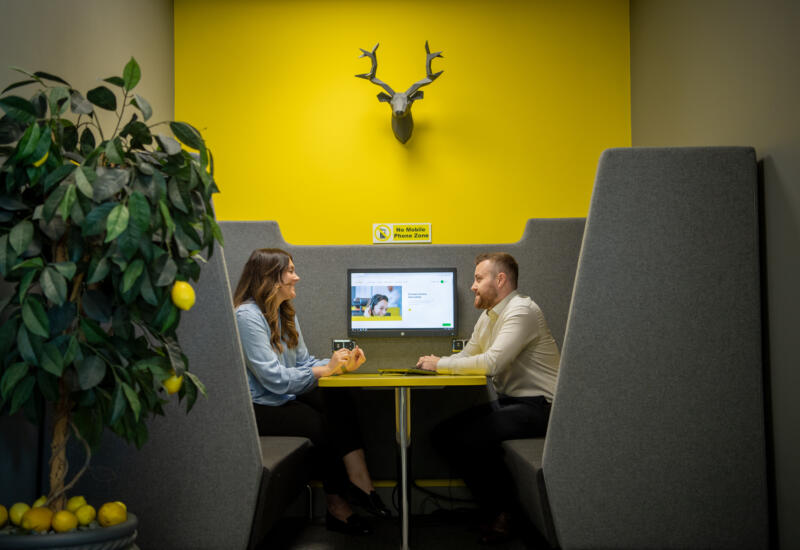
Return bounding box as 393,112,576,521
262,508,548,550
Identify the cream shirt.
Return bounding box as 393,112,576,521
437,291,560,401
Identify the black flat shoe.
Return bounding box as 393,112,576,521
350,486,392,518
325,512,372,535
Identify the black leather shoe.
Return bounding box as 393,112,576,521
351,486,392,518
325,512,373,535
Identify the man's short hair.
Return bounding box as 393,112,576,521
475,252,519,289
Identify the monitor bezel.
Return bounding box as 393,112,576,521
346,267,458,338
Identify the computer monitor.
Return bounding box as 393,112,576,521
347,267,457,337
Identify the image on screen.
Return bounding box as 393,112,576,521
347,268,457,337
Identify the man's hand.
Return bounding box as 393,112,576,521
416,355,440,371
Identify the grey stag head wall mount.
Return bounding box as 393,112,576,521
356,41,444,144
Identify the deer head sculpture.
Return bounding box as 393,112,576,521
356,41,444,144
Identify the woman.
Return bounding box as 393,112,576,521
233,248,390,534
364,293,389,317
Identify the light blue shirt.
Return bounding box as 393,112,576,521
235,300,328,406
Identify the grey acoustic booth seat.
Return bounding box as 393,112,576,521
505,147,769,549
71,242,312,550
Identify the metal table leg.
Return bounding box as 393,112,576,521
395,387,411,550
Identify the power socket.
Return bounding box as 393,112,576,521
451,339,468,353
332,339,356,351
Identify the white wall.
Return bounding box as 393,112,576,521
0,0,174,503
631,1,800,548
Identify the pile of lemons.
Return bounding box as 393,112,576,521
0,496,127,534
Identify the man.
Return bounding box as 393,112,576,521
417,252,560,544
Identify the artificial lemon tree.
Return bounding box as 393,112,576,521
0,59,220,512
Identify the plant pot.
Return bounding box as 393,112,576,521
0,513,137,550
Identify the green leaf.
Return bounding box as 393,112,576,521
77,355,106,390
22,296,50,338
104,76,125,87
164,336,186,376
104,138,124,164
0,317,19,360
184,370,207,398
0,96,37,124
40,266,67,306
122,120,152,147
206,214,224,246
105,203,129,242
128,191,151,232
80,318,108,345
153,254,177,286
87,256,110,284
9,220,33,254
52,261,77,280
92,168,128,201
110,384,126,425
121,381,142,420
40,343,65,377
42,164,75,192
1,79,37,94
82,289,112,323
169,122,204,150
17,269,37,302
9,376,35,415
43,182,68,222
122,258,145,293
131,94,152,121
123,57,141,91
79,127,96,154
11,257,44,271
83,202,117,236
156,134,181,156
75,166,94,198
47,301,76,335
1,362,28,401
48,86,71,116
86,86,117,111
70,91,94,115
16,325,38,366
168,178,188,213
0,196,29,211
63,335,80,365
58,184,77,222
139,269,158,306
33,70,70,86
158,199,175,242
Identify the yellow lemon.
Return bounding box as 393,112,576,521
113,501,127,511
171,281,195,311
32,495,47,508
21,506,53,532
32,150,49,167
0,504,8,528
163,372,183,395
52,509,78,533
97,501,126,527
9,502,30,526
75,504,96,526
66,495,87,513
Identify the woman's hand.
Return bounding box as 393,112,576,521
342,346,366,373
325,348,351,377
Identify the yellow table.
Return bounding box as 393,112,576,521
319,372,487,550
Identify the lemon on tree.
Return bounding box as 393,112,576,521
0,504,8,528
171,280,196,311
21,506,53,532
75,504,96,526
52,509,79,533
66,495,87,513
163,371,184,394
9,502,30,526
97,501,127,527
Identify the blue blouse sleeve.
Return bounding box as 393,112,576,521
235,303,317,397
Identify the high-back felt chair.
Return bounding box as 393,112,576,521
506,147,769,549
71,242,312,549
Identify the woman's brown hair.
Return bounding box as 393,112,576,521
233,248,298,352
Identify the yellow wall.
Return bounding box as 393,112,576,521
175,0,630,244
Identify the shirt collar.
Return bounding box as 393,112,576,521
486,290,518,320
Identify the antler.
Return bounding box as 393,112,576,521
404,41,444,96
356,43,395,97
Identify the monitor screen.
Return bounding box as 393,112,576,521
347,268,457,337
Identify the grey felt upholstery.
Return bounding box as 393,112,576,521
502,438,556,547
69,243,312,550
543,147,769,549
